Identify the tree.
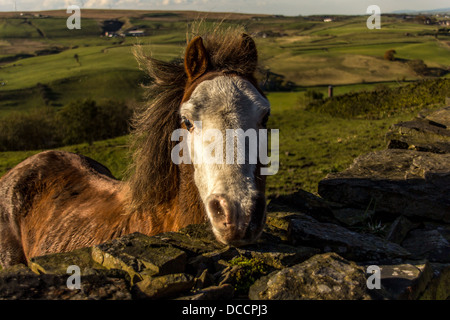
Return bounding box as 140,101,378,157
57,99,132,145
258,68,296,91
298,89,324,108
74,53,80,66
0,108,59,151
384,49,396,61
96,99,132,140
58,99,99,145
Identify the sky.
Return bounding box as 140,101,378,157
0,0,449,16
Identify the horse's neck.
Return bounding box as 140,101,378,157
124,163,205,236
174,163,206,228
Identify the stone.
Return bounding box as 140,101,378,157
0,264,131,300
0,263,33,275
268,189,337,223
91,232,187,282
193,269,215,290
422,107,450,128
215,257,269,298
287,215,410,262
236,243,320,269
387,120,450,153
178,223,218,242
0,265,46,299
216,265,242,287
259,226,286,243
372,261,433,300
28,247,105,275
178,284,235,300
61,276,131,300
401,228,450,263
386,106,450,154
188,246,240,275
265,211,317,242
132,273,194,299
332,207,371,226
152,227,223,258
266,211,316,230
264,218,289,241
420,263,450,300
385,216,418,244
318,149,450,223
249,253,371,300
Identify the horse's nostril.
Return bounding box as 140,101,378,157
206,194,233,227
209,198,225,218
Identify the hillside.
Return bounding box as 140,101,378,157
0,10,449,196
0,10,449,113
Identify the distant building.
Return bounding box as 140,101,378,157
323,18,333,22
127,30,145,37
104,31,121,38
252,30,287,38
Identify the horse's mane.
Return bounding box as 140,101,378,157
126,25,260,213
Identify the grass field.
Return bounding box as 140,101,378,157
1,12,448,92
0,13,448,113
0,10,449,196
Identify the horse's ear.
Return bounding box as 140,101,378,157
240,33,258,68
185,36,209,81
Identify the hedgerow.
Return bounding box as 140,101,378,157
305,79,450,119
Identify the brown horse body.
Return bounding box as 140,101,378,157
0,30,270,268
0,150,204,266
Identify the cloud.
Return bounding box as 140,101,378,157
160,0,196,6
84,0,112,8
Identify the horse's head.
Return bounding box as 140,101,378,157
178,34,270,246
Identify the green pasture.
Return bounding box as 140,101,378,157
0,43,183,91
0,18,42,38
1,13,449,110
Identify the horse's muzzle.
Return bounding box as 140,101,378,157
206,193,266,246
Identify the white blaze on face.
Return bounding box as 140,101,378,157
180,76,270,244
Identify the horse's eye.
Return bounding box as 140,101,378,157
182,117,194,131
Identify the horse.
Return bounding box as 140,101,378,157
0,30,271,268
